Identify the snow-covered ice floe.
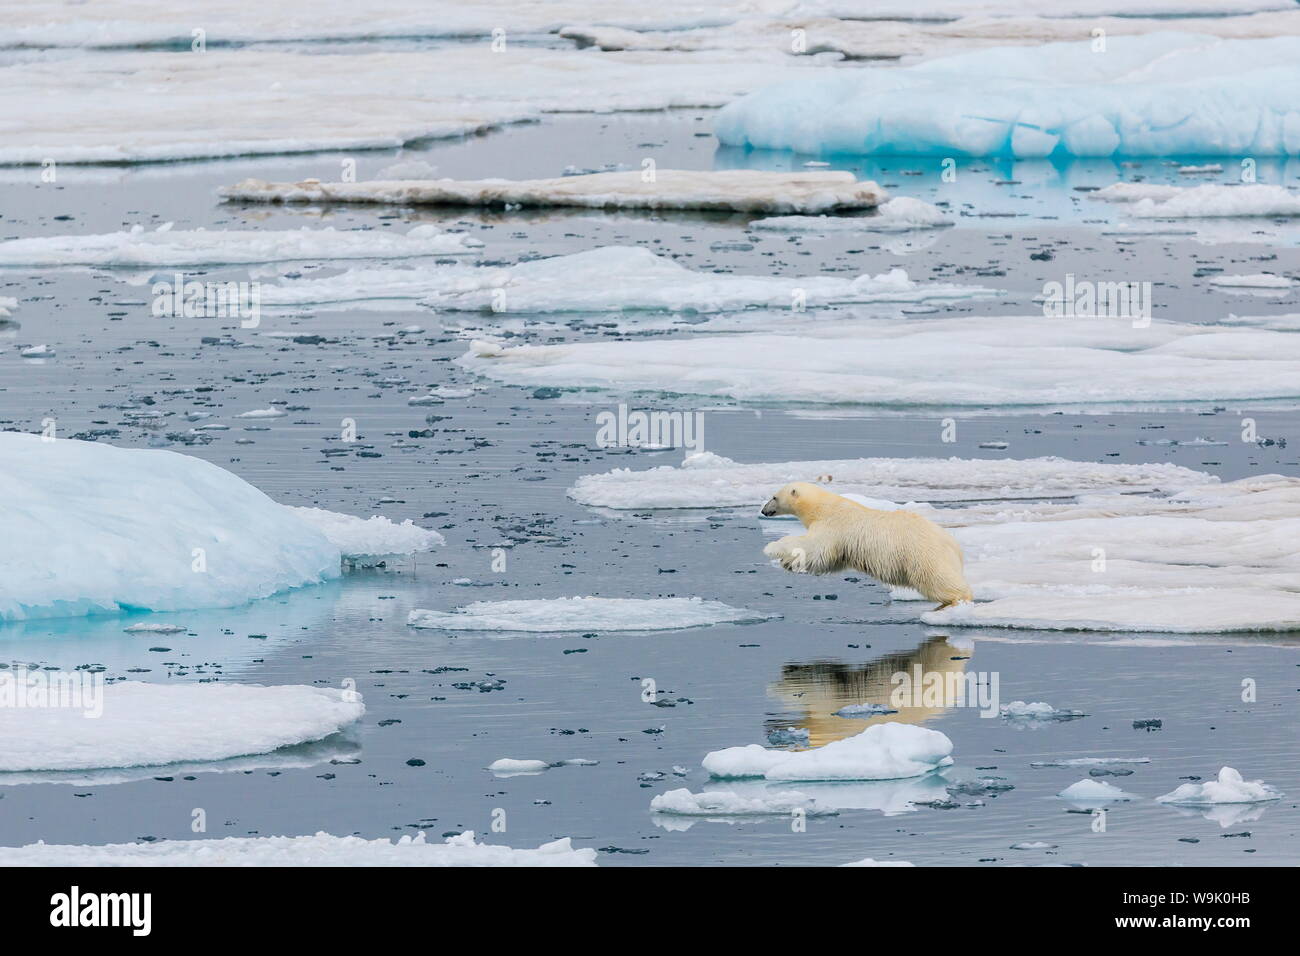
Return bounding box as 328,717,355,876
840,857,915,867
750,198,953,233
256,246,991,314
921,474,1300,633
0,831,595,867
0,681,362,774
649,787,838,816
0,433,441,621
1155,767,1281,806
1057,779,1138,807
715,34,1300,158
703,723,953,781
407,596,776,632
0,224,480,267
1091,183,1300,218
998,701,1086,722
222,170,885,214
569,452,1203,510
4,47,846,164
458,316,1300,408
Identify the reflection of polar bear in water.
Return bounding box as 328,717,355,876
761,480,973,610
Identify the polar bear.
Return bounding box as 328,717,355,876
761,480,973,610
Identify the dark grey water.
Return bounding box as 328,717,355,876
1,111,1298,866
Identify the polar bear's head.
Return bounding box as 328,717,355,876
761,481,826,518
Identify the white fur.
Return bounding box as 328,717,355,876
761,481,973,608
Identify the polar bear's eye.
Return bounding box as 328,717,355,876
790,489,798,497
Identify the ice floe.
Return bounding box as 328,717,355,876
840,857,915,866
459,316,1300,408
0,434,441,620
1093,183,1300,218
649,787,837,816
1209,273,1293,289
1155,767,1281,806
5,47,838,164
489,758,551,775
222,170,885,214
256,246,990,314
922,474,1300,633
288,508,445,566
0,224,480,267
703,722,953,781
407,596,776,632
569,452,1203,510
0,831,596,867
750,198,953,233
0,681,362,774
1057,779,1138,807
715,34,1300,157
999,701,1087,722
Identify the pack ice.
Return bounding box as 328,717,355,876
460,316,1300,408
256,246,990,313
0,434,442,621
703,722,953,781
3,47,839,164
408,596,776,632
1092,183,1300,218
222,170,885,214
715,33,1300,157
0,831,596,867
0,682,362,774
0,224,481,267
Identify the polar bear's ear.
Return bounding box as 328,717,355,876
815,473,833,484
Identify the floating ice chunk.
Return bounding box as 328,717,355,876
703,723,953,781
459,317,1300,408
1009,841,1057,850
840,857,915,867
259,246,988,314
407,596,776,632
569,451,1207,510
751,198,953,233
717,34,1300,158
1030,757,1150,768
0,831,596,867
1094,183,1300,218
5,47,840,164
19,344,52,358
1057,779,1137,806
834,702,898,718
0,681,362,773
236,407,287,418
0,224,480,267
1209,273,1293,289
223,170,885,214
287,507,444,566
649,787,837,816
0,433,340,621
488,758,551,775
1155,767,1281,806
999,701,1086,722
122,622,189,634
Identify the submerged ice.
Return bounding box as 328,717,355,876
407,596,776,632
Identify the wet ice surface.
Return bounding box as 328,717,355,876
2,112,1298,865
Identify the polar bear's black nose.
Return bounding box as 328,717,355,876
760,500,776,516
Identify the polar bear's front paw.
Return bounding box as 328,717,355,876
764,538,810,573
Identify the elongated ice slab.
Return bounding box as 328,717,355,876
0,681,363,773
703,722,953,781
569,451,1206,510
1093,183,1300,218
0,224,480,267
750,198,952,233
0,831,596,867
1155,767,1281,805
459,317,1300,407
716,34,1300,158
407,596,776,632
258,246,989,313
649,788,837,816
288,508,445,566
223,170,886,214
